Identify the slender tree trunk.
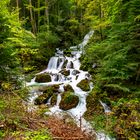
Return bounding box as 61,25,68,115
45,0,49,31
99,0,103,40
16,0,20,21
38,0,40,32
29,0,37,34
16,0,19,9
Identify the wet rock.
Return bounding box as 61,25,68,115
38,85,59,93
34,92,53,105
35,86,59,105
35,73,51,83
53,74,60,81
77,79,90,91
57,58,63,68
62,60,68,69
67,61,74,69
50,94,58,106
60,69,70,76
64,84,74,92
60,92,79,110
72,70,80,75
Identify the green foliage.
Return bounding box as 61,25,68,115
81,0,140,138
12,129,52,140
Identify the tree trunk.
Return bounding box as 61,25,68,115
45,0,49,30
29,0,37,34
99,0,103,40
38,0,40,32
16,0,19,9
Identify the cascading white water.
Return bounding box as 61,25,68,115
99,100,111,113
26,31,112,140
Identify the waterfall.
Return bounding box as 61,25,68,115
26,31,112,140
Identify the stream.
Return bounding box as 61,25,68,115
26,31,112,140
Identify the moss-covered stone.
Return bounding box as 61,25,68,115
60,69,70,76
84,92,103,120
64,84,74,92
34,86,56,105
38,84,59,93
34,92,53,105
35,73,51,83
50,94,58,106
59,92,79,110
77,79,90,91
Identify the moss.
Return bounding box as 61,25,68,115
77,79,90,91
50,94,57,106
34,92,53,105
64,84,74,92
38,84,59,93
63,49,72,57
60,69,70,76
34,87,55,105
84,92,103,120
59,92,79,110
35,73,51,83
112,99,140,139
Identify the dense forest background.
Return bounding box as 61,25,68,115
0,0,140,139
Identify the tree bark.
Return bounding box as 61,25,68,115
38,0,40,32
99,0,103,40
45,0,49,30
29,0,37,34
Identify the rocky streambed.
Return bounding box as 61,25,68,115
26,31,112,140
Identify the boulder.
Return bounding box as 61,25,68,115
34,86,57,105
34,92,53,105
64,84,74,92
72,70,80,75
60,69,70,76
50,94,58,106
62,60,68,69
77,79,90,91
38,85,59,93
35,73,51,83
59,92,79,110
67,61,74,69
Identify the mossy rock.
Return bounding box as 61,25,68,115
59,92,79,110
35,73,51,83
77,79,90,91
60,69,70,76
34,86,56,105
34,92,53,105
50,94,58,106
64,84,74,92
38,84,59,93
84,92,104,120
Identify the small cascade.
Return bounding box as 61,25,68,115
99,100,111,113
26,31,112,140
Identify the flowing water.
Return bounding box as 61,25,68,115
26,31,112,140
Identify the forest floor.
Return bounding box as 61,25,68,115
0,92,96,140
